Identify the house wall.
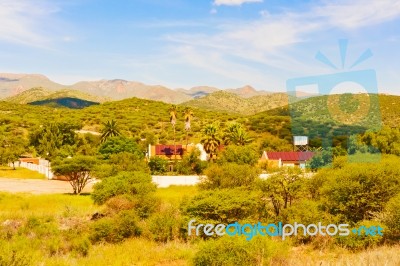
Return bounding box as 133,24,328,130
19,158,40,165
150,145,195,161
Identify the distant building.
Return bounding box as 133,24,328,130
259,151,315,169
148,144,186,161
148,144,208,171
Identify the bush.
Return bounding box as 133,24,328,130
91,171,156,205
176,148,207,175
147,204,183,242
182,188,265,225
148,157,168,175
218,145,259,166
320,156,400,223
90,210,142,243
335,220,385,250
105,195,135,215
381,193,400,240
200,163,260,190
70,237,91,257
193,236,289,266
0,249,32,266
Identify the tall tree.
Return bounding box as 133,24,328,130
200,124,221,162
101,120,121,143
52,155,98,195
169,105,178,160
183,107,193,148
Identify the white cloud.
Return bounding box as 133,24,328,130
315,0,400,29
213,0,263,6
0,0,62,47
164,0,400,89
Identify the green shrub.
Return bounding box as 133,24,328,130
90,210,142,243
176,148,207,175
218,145,259,166
335,220,385,250
91,171,157,205
320,156,400,223
381,193,400,240
98,136,143,159
71,237,91,257
148,157,168,174
200,163,260,190
0,249,32,266
147,204,183,242
193,236,289,266
182,188,265,225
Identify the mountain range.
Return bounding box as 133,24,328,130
0,73,294,104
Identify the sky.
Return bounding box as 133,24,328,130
0,0,399,94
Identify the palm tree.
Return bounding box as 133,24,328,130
200,124,221,162
101,120,121,143
169,105,178,160
183,107,193,148
223,123,253,146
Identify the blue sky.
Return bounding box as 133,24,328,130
0,0,399,94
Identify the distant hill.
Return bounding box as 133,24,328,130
226,85,273,98
0,73,64,98
177,86,220,99
264,94,400,128
71,79,193,104
4,87,110,104
0,95,237,144
182,90,291,115
0,73,288,104
3,87,54,104
28,97,100,109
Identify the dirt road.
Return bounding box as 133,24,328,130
0,178,94,194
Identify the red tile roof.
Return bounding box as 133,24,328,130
155,145,183,156
266,151,314,161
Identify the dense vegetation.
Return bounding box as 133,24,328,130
182,90,291,115
0,91,399,265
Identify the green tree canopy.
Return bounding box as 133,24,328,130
219,145,259,166
98,136,143,159
52,155,98,194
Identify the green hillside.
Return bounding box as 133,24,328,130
4,87,110,104
182,90,291,115
1,92,399,155
246,93,400,150
3,87,53,104
0,96,239,145
263,94,400,128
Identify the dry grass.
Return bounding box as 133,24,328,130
155,185,198,204
284,245,400,266
0,192,99,220
0,167,46,179
44,238,195,266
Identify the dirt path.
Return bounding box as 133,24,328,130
0,178,94,194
